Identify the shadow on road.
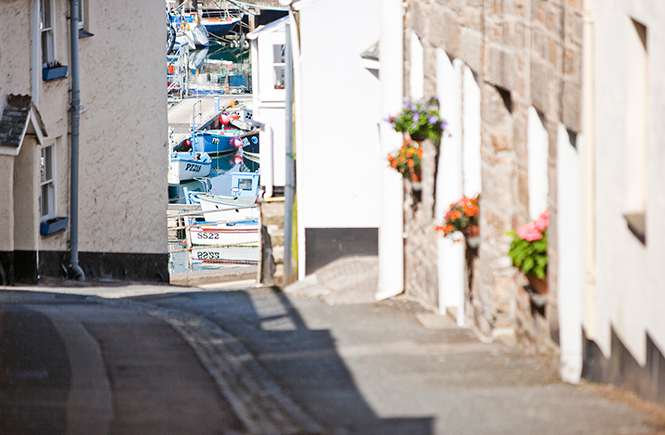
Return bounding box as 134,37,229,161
136,287,434,435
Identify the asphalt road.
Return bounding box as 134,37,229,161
0,285,663,435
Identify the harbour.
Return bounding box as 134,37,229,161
165,27,262,276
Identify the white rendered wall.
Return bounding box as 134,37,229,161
557,125,584,383
436,52,464,320
252,28,286,189
591,0,665,364
376,0,405,299
297,0,382,232
462,68,481,198
527,107,549,220
410,31,424,100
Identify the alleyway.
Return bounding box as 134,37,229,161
0,283,662,435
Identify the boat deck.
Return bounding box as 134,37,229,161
168,96,252,145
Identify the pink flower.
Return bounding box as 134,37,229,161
534,210,549,231
517,222,543,241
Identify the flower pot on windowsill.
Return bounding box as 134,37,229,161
42,65,68,81
526,274,548,295
40,216,69,235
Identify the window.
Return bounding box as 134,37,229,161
40,0,55,66
272,44,285,89
78,0,84,29
40,144,56,220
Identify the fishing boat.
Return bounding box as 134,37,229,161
192,129,242,155
191,245,259,265
239,131,259,161
195,193,260,223
201,16,242,38
170,151,212,181
189,220,259,246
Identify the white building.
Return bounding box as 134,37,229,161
0,0,168,284
558,0,665,402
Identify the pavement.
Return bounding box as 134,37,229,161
1,258,665,434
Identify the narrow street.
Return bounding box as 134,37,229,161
0,283,663,435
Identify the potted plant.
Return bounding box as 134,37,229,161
387,139,423,183
507,211,549,294
437,194,480,245
386,97,447,144
43,61,68,81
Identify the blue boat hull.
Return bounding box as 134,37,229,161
192,130,240,155
203,17,241,38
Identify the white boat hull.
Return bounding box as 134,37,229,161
189,223,259,246
191,246,258,265
170,152,212,181
196,193,259,223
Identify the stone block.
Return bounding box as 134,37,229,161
548,39,561,69
484,45,515,91
461,27,482,74
411,0,429,41
530,60,549,114
430,6,462,57
561,79,581,132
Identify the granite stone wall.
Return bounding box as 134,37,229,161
403,0,583,353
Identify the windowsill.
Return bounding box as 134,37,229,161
624,212,646,245
79,29,94,38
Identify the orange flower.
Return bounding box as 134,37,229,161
406,150,413,158
407,159,414,167
390,160,398,168
417,147,423,157
450,209,462,220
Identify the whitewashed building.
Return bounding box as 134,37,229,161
0,0,168,284
557,0,665,403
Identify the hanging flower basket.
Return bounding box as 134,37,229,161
507,210,549,294
386,97,447,145
436,195,480,243
387,139,422,181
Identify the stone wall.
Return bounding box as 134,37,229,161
403,0,583,353
403,140,439,311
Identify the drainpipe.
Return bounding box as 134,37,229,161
251,117,274,198
283,21,295,285
32,0,40,107
68,0,84,280
583,0,595,338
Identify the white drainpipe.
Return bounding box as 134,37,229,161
252,116,274,199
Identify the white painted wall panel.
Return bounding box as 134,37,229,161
436,52,464,318
462,68,481,198
527,107,549,220
297,0,382,230
557,125,584,383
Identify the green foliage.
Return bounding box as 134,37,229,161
507,229,548,278
387,97,446,144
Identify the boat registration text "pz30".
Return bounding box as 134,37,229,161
196,232,219,240
185,163,202,172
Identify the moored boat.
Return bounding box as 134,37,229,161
189,220,259,246
170,151,212,181
202,16,242,38
195,192,259,223
192,129,242,155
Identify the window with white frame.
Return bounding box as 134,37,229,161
40,0,55,66
78,0,84,29
272,44,285,89
40,144,56,221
